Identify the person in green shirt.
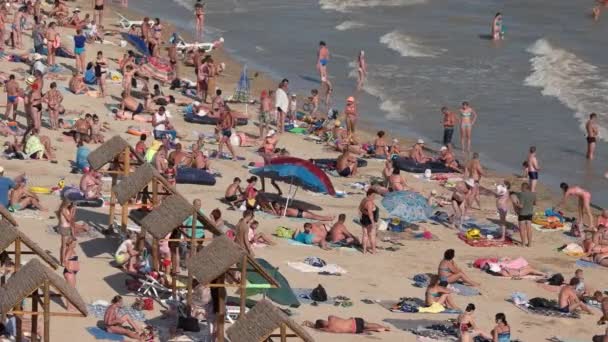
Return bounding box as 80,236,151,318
514,182,536,247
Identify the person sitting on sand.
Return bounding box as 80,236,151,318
90,114,106,144
9,181,45,212
79,168,102,200
438,249,479,287
68,9,84,27
235,210,255,256
457,304,491,342
388,168,407,191
582,233,608,267
439,146,459,169
248,220,276,246
69,71,88,94
425,275,460,311
491,313,511,342
103,295,144,340
115,233,140,273
558,277,592,314
388,138,401,157
328,214,360,246
271,202,335,221
335,134,365,155
24,129,56,162
292,223,330,250
69,114,93,143
303,316,389,335
118,92,146,121
224,177,243,207
336,149,358,177
372,131,389,158
50,0,69,24
594,291,608,325
168,143,192,168
409,139,430,163
262,129,279,154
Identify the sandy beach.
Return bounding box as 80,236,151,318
0,1,606,342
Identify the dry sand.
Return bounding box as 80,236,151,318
0,0,604,341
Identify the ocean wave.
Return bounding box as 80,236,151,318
335,21,365,31
320,0,425,12
347,62,407,120
525,38,608,141
379,31,443,58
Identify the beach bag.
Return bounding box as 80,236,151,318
529,297,553,309
310,284,328,302
143,297,154,311
275,226,293,239
178,316,200,332
547,273,564,286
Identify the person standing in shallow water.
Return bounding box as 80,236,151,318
459,101,477,153
194,0,205,39
527,146,540,192
586,112,599,160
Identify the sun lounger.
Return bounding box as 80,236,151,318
117,13,154,30
176,41,214,52
138,274,171,298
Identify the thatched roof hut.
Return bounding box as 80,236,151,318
226,300,315,342
87,135,143,170
0,221,59,269
0,259,88,315
0,205,17,226
187,236,248,285
140,194,221,238
114,163,176,205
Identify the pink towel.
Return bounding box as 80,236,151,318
500,257,528,270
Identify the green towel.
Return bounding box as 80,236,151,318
183,209,205,238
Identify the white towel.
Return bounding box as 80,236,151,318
287,261,347,275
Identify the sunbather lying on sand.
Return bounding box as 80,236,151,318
265,202,335,221
292,223,330,250
485,257,547,279
303,316,389,334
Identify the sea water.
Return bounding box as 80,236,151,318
131,0,608,204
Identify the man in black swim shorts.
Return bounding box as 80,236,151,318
586,113,599,160
304,315,389,334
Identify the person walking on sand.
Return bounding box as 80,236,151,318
464,153,484,210
357,50,367,90
527,146,540,192
359,189,379,254
459,101,477,153
93,0,104,30
258,90,271,138
217,107,237,160
45,22,59,67
275,79,289,133
441,106,457,149
194,0,205,38
317,41,329,83
5,75,22,121
11,7,25,50
556,183,594,229
586,113,599,160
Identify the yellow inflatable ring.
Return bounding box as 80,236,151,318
29,186,52,194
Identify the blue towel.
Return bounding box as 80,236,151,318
576,259,599,268
85,327,125,341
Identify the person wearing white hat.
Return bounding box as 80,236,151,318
495,181,511,241
409,139,430,163
438,145,458,169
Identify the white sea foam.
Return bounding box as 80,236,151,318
347,62,407,120
335,21,365,31
379,31,443,58
320,0,425,13
525,38,608,141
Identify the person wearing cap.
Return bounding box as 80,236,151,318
451,179,475,229
27,75,43,131
495,181,511,241
409,139,430,164
0,167,15,209
388,138,401,157
68,8,83,27
275,79,289,133
344,96,357,135
438,146,458,169
464,152,484,209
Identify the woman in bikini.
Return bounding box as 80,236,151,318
457,304,491,342
452,179,474,229
438,249,479,287
359,189,379,254
492,313,511,342
556,183,594,229
425,274,460,310
95,51,108,98
62,237,80,310
194,1,205,38
150,18,163,57
57,199,88,264
459,101,477,153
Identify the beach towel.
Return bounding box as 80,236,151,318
576,259,599,268
87,303,146,321
292,288,335,305
533,222,570,232
510,300,580,319
458,233,513,247
381,298,461,314
287,239,358,251
447,283,480,296
86,327,125,341
287,261,347,275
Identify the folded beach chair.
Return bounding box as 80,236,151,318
138,274,171,299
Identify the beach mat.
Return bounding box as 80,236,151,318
86,327,125,341
287,239,358,252
458,233,513,247
576,259,599,268
378,230,439,241
287,261,347,275
510,301,580,319
532,223,570,233
378,299,461,314
448,283,480,296
245,258,300,308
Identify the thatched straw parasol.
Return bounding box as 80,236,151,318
0,221,59,269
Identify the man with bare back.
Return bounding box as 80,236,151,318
586,113,599,160
5,75,21,121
